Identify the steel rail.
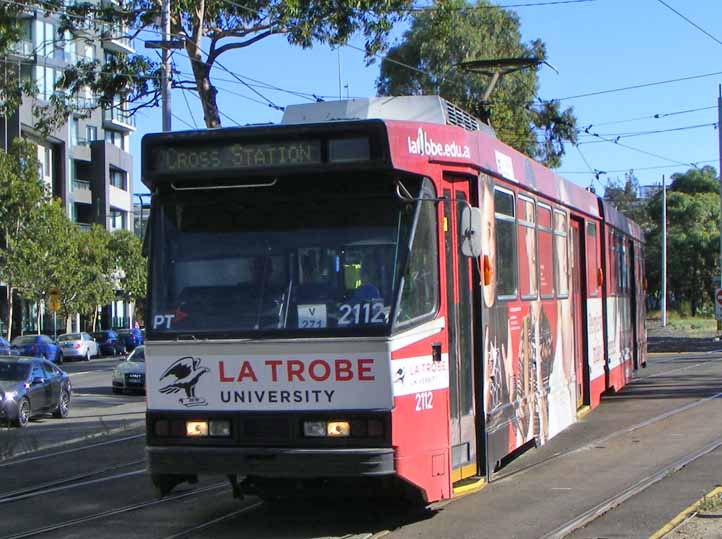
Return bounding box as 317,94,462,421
539,436,722,539
0,460,146,503
0,483,228,539
0,433,144,468
495,388,722,483
158,501,265,539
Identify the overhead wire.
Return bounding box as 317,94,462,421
553,70,722,101
583,105,716,128
655,0,722,48
577,122,717,143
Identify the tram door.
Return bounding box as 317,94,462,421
443,176,478,482
629,240,638,370
570,218,588,408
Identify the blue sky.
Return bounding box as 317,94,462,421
130,0,722,195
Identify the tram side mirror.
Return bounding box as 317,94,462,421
460,206,482,258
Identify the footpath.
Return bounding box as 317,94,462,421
383,348,722,539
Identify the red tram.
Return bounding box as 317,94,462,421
142,96,646,502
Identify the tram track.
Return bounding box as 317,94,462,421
538,435,722,539
0,482,229,539
495,387,722,483
0,432,144,468
0,460,145,504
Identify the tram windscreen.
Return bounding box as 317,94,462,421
148,174,429,335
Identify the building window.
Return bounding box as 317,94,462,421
110,168,127,190
105,130,126,151
86,125,98,142
34,20,56,58
109,209,127,231
70,118,79,147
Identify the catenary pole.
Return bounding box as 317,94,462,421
662,174,667,327
717,85,722,336
161,0,171,132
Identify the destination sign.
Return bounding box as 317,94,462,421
151,140,322,173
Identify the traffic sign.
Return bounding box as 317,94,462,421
48,288,61,313
715,288,722,321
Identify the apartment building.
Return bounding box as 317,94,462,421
0,5,135,336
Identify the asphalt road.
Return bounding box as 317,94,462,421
0,355,146,460
1,351,721,539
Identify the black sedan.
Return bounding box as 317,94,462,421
0,356,72,427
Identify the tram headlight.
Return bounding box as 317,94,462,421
303,421,326,437
186,420,209,437
209,420,231,437
327,421,351,437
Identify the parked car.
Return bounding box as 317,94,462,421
91,330,124,357
10,335,63,364
112,345,145,394
0,356,72,427
117,328,143,352
0,337,19,356
56,332,99,362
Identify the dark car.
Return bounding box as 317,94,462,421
0,337,19,356
91,330,124,357
0,356,72,427
116,328,143,352
10,335,63,364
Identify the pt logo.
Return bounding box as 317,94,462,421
159,356,210,407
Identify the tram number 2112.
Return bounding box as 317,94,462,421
415,391,434,411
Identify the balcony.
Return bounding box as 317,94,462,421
103,107,136,132
70,138,92,161
100,24,135,54
10,39,35,59
72,179,92,204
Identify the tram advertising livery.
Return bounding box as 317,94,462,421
142,96,646,503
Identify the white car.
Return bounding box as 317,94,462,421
112,346,145,394
56,332,99,362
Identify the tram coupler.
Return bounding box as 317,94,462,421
228,474,244,500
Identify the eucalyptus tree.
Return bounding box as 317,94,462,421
376,0,577,168
2,0,414,132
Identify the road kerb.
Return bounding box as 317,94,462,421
648,485,722,539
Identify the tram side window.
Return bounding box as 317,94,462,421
537,204,554,298
495,188,517,299
517,196,537,298
396,197,439,327
554,210,569,298
586,222,600,297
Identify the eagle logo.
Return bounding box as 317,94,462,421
159,356,210,407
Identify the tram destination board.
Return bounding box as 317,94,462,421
149,139,322,174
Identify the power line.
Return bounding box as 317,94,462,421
582,105,716,129
410,0,596,9
553,70,722,101
578,122,717,143
560,159,718,175
655,0,722,48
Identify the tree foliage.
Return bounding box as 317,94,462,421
0,140,47,338
0,140,147,335
4,0,414,131
645,166,721,315
603,171,650,229
376,0,577,167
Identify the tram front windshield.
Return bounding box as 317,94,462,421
149,174,432,336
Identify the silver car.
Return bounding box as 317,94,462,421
56,332,99,362
112,346,145,394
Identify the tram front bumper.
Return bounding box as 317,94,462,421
146,446,395,477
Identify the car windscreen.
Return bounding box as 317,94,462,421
12,336,36,345
0,362,30,381
128,348,145,362
148,174,422,336
58,333,81,341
